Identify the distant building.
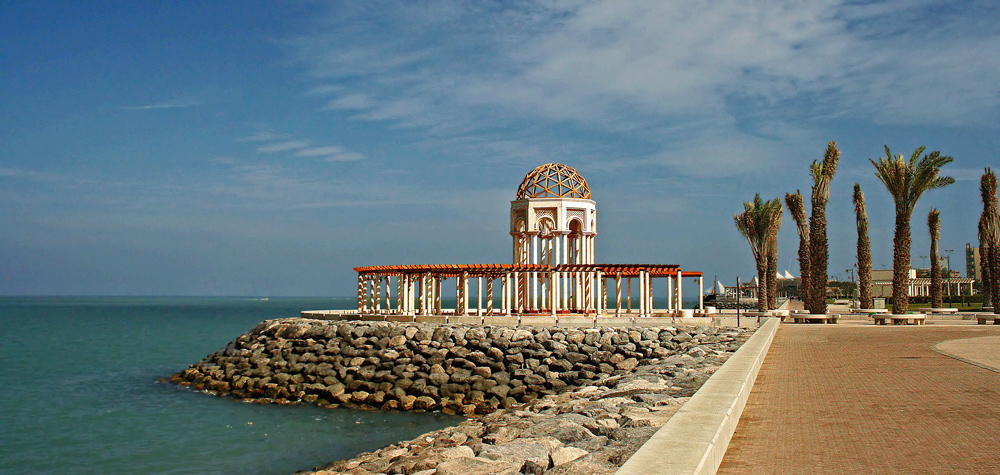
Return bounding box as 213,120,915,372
966,243,981,281
871,268,975,298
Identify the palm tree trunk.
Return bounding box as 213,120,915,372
808,210,828,314
981,244,992,310
767,242,778,310
892,211,912,313
756,261,768,312
785,193,810,305
929,209,942,308
854,185,873,308
992,243,1000,315
979,245,993,308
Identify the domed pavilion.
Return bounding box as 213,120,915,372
350,163,704,321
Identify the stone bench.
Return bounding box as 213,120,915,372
851,308,889,314
874,314,926,325
788,314,839,324
976,315,1000,325
919,308,959,314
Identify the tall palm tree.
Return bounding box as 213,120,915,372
766,210,782,310
785,191,810,304
981,169,999,313
871,145,954,313
981,219,994,311
853,184,873,309
807,141,839,314
928,208,942,308
735,194,783,311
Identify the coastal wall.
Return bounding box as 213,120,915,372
172,318,747,415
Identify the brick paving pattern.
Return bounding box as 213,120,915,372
716,324,1000,475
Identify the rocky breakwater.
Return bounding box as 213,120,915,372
172,318,747,417
308,335,747,475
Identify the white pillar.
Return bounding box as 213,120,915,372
677,269,684,312
375,275,382,314
615,274,622,316
418,274,426,315
648,273,653,315
477,276,483,316
435,277,442,315
667,276,674,312
639,272,646,317
627,277,632,314
550,271,558,317
598,271,605,315
357,274,365,313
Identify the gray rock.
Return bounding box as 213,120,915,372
478,440,551,471
524,419,595,444
551,446,589,467
435,456,520,475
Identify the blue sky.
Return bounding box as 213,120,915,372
2,1,998,296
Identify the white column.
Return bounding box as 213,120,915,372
677,269,684,312
639,271,646,317
357,274,365,313
375,275,382,313
648,273,654,314
487,277,494,316
384,276,392,313
418,274,426,315
477,276,483,316
598,271,605,315
615,274,622,316
667,276,674,312
502,273,509,315
550,271,558,317
627,277,632,314
435,277,442,315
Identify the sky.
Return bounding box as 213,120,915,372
2,0,999,297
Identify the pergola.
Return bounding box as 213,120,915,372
355,263,704,318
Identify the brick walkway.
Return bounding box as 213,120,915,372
716,324,1000,475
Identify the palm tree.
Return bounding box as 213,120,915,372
735,194,783,311
980,169,999,313
766,212,782,310
807,141,839,314
980,219,994,311
928,208,942,308
785,191,810,304
853,184,873,309
871,145,954,313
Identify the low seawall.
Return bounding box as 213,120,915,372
172,318,747,416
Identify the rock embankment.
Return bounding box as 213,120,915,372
307,349,738,475
172,318,746,416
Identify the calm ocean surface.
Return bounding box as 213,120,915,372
0,297,460,474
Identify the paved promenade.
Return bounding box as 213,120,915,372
716,322,1000,475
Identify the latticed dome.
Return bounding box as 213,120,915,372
516,163,591,199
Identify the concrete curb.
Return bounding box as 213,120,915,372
616,317,780,475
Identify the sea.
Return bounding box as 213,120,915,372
0,296,461,475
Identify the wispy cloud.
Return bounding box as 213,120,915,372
119,100,200,110
287,0,1000,177
256,140,311,153
294,146,364,161
240,128,365,162
237,130,293,142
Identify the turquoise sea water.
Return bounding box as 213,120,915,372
0,297,459,474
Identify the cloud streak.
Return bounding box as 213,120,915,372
287,0,1000,178
119,100,200,110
